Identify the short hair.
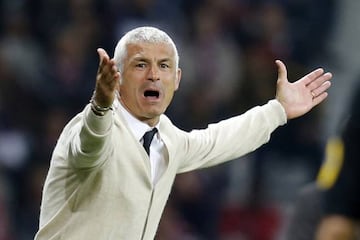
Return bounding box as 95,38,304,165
113,26,179,73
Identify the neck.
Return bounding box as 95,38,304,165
119,98,159,127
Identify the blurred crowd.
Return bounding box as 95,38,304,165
0,0,339,239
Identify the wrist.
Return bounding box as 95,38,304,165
90,92,113,116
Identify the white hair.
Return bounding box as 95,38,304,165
113,26,179,73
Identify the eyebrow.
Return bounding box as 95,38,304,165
132,57,172,63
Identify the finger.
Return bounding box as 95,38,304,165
97,48,110,70
275,60,288,83
102,60,119,83
301,68,325,86
108,63,120,84
109,59,119,73
311,80,332,98
307,72,332,92
97,48,109,61
97,51,119,84
97,61,119,91
312,91,329,106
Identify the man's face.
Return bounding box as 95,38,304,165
119,42,181,126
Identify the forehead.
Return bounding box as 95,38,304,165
126,42,176,61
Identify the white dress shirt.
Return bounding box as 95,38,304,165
114,100,167,185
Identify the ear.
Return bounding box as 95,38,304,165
174,68,182,91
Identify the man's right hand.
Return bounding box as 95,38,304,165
93,48,120,107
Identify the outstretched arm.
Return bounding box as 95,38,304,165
275,60,332,119
73,48,121,167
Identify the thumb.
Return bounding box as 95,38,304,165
275,60,288,84
97,48,110,65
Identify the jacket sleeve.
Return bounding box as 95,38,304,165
177,99,287,173
66,104,114,169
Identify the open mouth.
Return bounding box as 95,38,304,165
144,90,160,99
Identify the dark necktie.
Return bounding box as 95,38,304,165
142,128,158,155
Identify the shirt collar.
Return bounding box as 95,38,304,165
115,99,160,142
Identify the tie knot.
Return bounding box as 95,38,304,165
142,128,158,155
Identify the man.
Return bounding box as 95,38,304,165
35,26,332,240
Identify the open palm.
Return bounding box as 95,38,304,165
275,60,332,119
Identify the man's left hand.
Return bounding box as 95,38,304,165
275,60,332,119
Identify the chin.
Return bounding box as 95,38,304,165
147,110,163,117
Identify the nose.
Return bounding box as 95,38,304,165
147,65,160,82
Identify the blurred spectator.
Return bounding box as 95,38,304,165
0,9,47,95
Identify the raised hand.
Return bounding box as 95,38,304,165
93,48,121,107
275,60,332,119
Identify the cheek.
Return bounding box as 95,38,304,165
120,78,138,93
119,84,136,102
164,86,176,102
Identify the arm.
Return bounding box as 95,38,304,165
81,48,120,146
69,49,120,168
178,61,332,172
275,60,332,119
177,99,287,173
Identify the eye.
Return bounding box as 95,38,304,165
136,63,147,68
160,63,169,69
